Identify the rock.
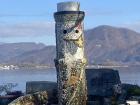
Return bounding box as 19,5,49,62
8,91,48,105
86,68,121,97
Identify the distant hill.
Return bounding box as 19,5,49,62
84,25,140,65
0,42,46,63
1,25,140,66
8,46,56,66
0,42,5,45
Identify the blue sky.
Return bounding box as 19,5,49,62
0,0,140,45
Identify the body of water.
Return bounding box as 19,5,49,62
0,68,57,92
0,66,140,92
118,66,140,85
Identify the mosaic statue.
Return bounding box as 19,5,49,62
9,2,87,105
54,2,87,105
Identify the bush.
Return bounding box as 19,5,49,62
128,87,140,96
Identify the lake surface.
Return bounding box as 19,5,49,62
0,66,140,92
0,69,57,92
118,66,140,85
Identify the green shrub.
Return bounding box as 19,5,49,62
128,87,140,96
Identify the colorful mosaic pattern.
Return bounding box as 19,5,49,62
54,11,87,105
9,91,48,105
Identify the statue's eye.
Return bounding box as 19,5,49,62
63,30,67,34
75,30,79,33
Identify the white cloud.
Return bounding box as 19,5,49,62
121,22,140,33
0,21,55,37
85,9,124,17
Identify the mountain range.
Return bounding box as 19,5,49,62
1,25,140,66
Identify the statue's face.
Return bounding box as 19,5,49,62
56,20,84,57
60,22,83,41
